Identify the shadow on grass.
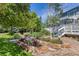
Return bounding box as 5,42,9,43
0,38,32,56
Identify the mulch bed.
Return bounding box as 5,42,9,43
14,36,71,55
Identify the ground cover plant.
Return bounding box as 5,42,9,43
0,33,32,56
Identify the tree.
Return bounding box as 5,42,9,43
47,3,63,26
47,15,60,26
27,12,42,33
48,3,63,16
47,3,63,39
0,3,30,34
35,16,42,32
0,3,42,35
46,15,60,39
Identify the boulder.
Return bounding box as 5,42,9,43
9,39,19,43
61,44,71,48
52,44,62,49
35,46,49,54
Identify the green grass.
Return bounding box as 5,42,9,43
0,33,13,39
0,33,32,56
25,32,41,38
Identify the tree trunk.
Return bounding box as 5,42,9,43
50,32,53,39
11,26,13,32
19,28,24,35
30,28,33,34
9,26,14,35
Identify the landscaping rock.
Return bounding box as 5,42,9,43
9,39,19,43
35,46,49,54
61,43,71,48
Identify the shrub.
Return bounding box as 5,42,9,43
25,32,41,39
13,33,22,39
40,29,50,36
0,28,5,33
40,37,62,44
26,40,33,45
19,28,26,35
9,27,19,35
51,38,63,44
31,32,41,38
9,31,15,35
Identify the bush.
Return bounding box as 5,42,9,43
51,39,63,44
40,29,50,36
26,40,33,45
31,32,41,38
0,28,5,33
9,31,15,35
25,29,50,38
40,37,62,44
19,28,26,35
13,33,22,39
25,32,41,39
9,27,19,35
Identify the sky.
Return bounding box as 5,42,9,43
30,3,79,23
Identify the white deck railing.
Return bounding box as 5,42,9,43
46,22,79,37
53,24,79,37
64,24,79,35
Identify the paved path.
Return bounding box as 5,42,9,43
33,37,79,56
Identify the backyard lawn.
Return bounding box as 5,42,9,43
0,33,32,56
